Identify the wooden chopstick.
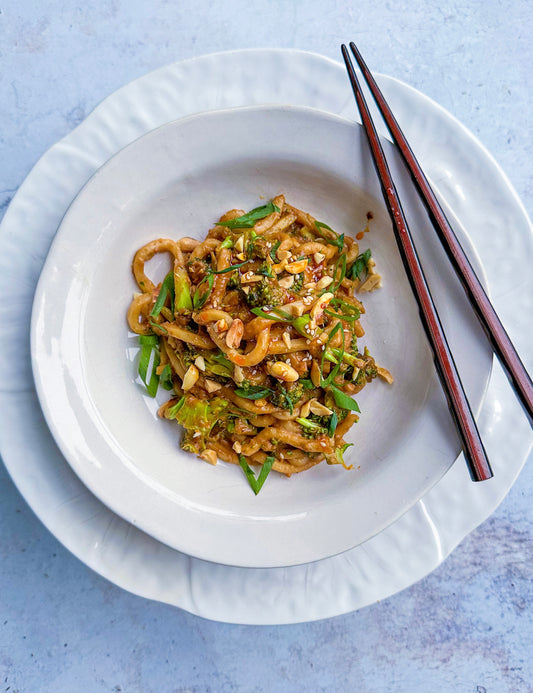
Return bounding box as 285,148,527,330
341,44,493,482
347,41,533,427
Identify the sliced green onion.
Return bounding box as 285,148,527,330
212,260,250,274
291,314,324,339
276,384,294,414
150,272,175,318
219,236,234,249
329,348,360,368
174,266,193,313
323,350,339,365
215,202,281,229
272,307,294,320
159,363,174,390
251,307,292,322
330,253,347,294
239,454,275,495
291,314,311,338
329,384,360,412
324,309,359,323
138,335,159,346
193,273,214,309
320,322,345,388
165,396,186,419
269,240,281,262
149,320,168,334
348,249,372,281
211,351,233,370
299,378,315,390
314,221,344,251
138,338,160,397
328,411,338,437
234,386,273,400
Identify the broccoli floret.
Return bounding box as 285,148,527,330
227,275,239,290
296,417,328,439
246,234,269,260
182,348,233,381
163,394,229,454
244,277,285,308
292,272,304,292
269,380,305,412
182,345,200,369
257,261,275,278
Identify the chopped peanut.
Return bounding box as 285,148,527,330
200,449,217,465
277,249,292,262
182,364,199,391
226,318,244,349
316,275,334,291
233,365,245,384
194,355,206,371
240,272,262,284
377,366,394,384
205,379,222,393
267,361,300,382
281,301,306,317
278,275,295,289
285,259,308,274
311,360,321,387
309,399,333,416
310,292,334,324
300,400,311,418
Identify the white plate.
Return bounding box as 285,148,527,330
1,50,532,621
31,105,491,567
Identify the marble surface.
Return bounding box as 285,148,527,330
1,1,532,691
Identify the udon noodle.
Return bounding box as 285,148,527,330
127,195,392,493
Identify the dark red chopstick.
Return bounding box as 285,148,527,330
347,41,533,427
341,44,493,482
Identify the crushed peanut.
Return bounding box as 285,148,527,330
200,449,217,465
278,275,295,289
226,318,244,349
316,275,334,290
309,399,333,416
240,273,262,284
205,379,222,393
194,355,206,371
182,364,199,391
267,361,300,382
285,259,308,274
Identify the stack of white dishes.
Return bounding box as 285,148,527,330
1,50,531,625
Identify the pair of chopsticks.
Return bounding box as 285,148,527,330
341,42,533,482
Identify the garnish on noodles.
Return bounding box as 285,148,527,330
127,195,393,494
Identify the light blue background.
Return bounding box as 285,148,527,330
1,2,532,691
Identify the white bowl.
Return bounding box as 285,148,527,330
31,105,492,567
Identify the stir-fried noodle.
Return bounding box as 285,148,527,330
128,195,392,493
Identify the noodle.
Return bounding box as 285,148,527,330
128,196,393,491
